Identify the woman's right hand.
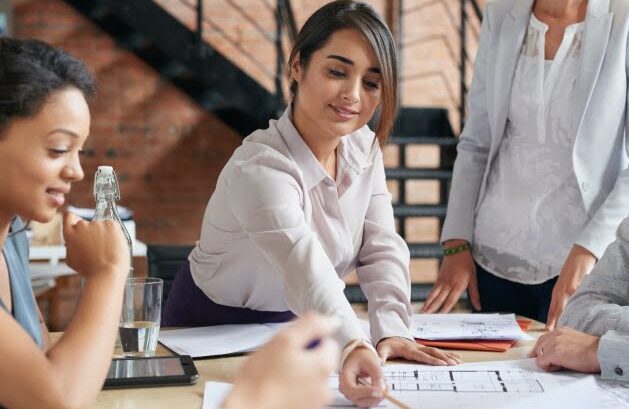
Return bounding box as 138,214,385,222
62,212,130,280
339,346,386,407
223,313,339,409
422,240,480,313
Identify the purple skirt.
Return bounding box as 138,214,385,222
162,260,295,327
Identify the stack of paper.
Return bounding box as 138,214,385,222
158,323,288,358
412,313,531,352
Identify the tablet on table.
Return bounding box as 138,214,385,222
104,355,199,389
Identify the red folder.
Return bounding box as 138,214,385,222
415,319,532,352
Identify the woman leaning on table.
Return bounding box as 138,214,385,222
423,0,629,329
163,1,460,407
0,37,339,409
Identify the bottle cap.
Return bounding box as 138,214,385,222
97,166,114,175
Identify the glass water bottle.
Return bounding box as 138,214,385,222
93,166,134,276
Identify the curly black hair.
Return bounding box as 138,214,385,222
0,37,95,136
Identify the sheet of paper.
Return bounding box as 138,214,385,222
500,376,599,409
328,359,628,409
461,358,629,408
202,382,233,409
202,359,625,409
411,313,526,340
598,379,629,407
158,323,288,358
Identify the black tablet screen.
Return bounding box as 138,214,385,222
107,357,185,379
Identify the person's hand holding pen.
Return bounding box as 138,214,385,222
340,346,387,407
221,313,340,409
340,336,461,407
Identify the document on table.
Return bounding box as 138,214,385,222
599,379,629,407
158,323,288,358
203,382,233,409
411,313,527,340
202,359,629,409
327,359,629,409
461,358,629,408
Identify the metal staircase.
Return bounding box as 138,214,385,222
61,0,285,135
345,106,458,302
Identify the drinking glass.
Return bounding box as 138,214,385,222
119,277,163,357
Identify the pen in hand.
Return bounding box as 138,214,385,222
306,339,321,350
305,315,342,350
357,377,411,409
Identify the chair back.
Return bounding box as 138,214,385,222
146,244,194,306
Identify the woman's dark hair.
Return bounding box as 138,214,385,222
0,38,95,136
288,0,398,145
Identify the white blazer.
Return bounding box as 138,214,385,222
441,0,629,258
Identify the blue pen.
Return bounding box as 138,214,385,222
306,338,321,350
306,316,342,350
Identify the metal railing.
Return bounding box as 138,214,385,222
460,0,483,131
190,0,298,105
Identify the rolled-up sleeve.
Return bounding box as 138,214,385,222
356,153,413,344
227,150,365,348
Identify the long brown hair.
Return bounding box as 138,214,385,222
287,0,398,146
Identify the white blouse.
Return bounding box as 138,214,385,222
473,14,589,284
188,107,413,347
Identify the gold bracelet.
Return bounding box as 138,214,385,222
443,242,471,256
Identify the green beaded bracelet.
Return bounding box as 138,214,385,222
443,242,471,256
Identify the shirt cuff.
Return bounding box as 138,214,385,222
370,310,414,345
339,339,378,368
598,331,629,381
335,315,369,351
575,231,608,260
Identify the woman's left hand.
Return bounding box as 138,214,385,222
546,245,597,330
376,337,462,365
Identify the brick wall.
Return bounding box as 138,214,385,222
14,0,244,246
12,0,484,326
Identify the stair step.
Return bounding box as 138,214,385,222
408,243,443,258
394,107,455,137
394,205,447,218
388,136,458,146
386,168,452,180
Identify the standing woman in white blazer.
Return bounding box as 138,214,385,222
423,0,629,329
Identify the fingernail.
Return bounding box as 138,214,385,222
379,379,386,390
448,359,457,365
372,390,383,398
